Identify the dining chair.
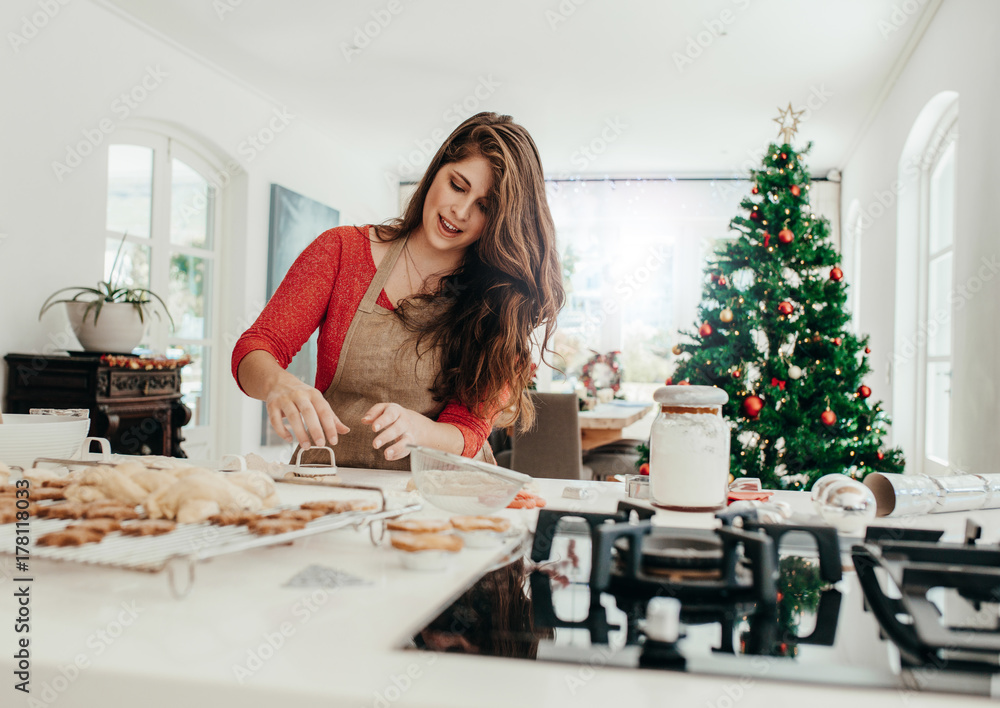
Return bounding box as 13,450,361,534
506,392,591,480
582,438,645,480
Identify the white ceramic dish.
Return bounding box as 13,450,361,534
0,414,91,468
455,528,504,549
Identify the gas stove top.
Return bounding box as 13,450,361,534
408,503,1000,698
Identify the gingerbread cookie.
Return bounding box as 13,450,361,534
299,499,379,514
68,519,122,534
120,520,176,536
37,502,89,520
273,508,325,522
29,487,67,502
247,518,307,535
449,516,511,533
390,532,464,553
83,504,141,521
38,528,105,546
209,510,260,526
386,518,452,534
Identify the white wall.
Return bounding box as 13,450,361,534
0,0,396,459
840,0,1000,475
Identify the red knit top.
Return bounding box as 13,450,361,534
231,225,495,457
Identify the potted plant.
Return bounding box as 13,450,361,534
39,234,175,353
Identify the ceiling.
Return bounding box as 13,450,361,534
98,0,935,180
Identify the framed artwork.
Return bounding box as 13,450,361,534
261,184,340,446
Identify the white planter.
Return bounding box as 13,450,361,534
65,300,147,353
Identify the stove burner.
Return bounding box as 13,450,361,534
615,532,724,573
853,521,1000,672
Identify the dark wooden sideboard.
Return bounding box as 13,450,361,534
4,353,191,457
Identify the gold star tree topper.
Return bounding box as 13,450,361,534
773,102,805,144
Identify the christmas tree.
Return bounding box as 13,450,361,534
670,117,904,490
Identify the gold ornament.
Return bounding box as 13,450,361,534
720,308,734,323
672,344,683,356
773,102,805,143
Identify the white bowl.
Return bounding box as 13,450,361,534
407,445,530,514
0,414,91,468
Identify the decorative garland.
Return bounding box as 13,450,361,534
101,354,191,370
579,350,622,395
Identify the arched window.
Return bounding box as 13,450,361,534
894,92,958,476
105,126,229,458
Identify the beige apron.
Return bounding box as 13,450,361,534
297,234,493,470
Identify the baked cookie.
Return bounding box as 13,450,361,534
209,510,261,526
38,502,90,520
273,508,325,522
301,499,378,514
83,504,141,520
38,528,105,546
29,487,67,502
41,477,75,489
386,518,452,534
120,520,176,536
390,532,464,553
68,518,122,534
247,518,307,535
449,516,511,533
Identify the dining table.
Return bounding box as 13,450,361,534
577,400,654,451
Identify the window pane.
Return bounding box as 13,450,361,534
170,344,208,426
104,237,151,290
168,252,210,339
924,361,950,463
107,145,153,238
926,252,952,357
928,141,955,253
171,159,214,249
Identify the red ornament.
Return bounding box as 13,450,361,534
763,232,771,248
821,410,837,426
770,378,786,391
877,451,885,461
790,185,801,197
678,380,691,386
778,301,794,315
639,463,650,476
830,267,844,282
742,395,764,418
833,337,842,346
857,385,871,399
778,228,794,244
780,152,788,160
717,276,727,286
699,322,713,337
750,210,761,221
731,369,741,379
665,377,673,385
752,186,759,195
865,346,871,354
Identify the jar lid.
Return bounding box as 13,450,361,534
653,385,729,406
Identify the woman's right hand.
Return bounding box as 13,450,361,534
264,379,350,448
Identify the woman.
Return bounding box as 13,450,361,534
232,112,564,469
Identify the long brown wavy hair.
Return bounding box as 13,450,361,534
376,112,564,431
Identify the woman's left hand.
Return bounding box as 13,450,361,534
361,402,434,461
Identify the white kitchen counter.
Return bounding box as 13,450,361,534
2,470,998,708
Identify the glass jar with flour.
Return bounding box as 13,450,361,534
649,385,731,511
